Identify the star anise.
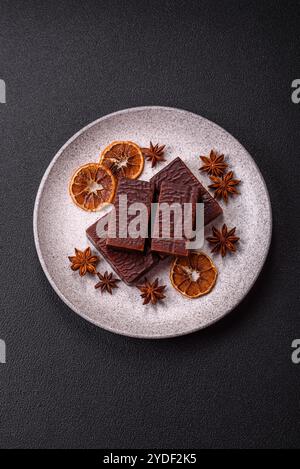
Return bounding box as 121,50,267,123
199,150,228,177
95,271,120,294
137,278,166,305
68,247,99,276
208,171,240,203
206,224,240,257
141,142,166,168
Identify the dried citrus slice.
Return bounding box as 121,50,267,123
170,252,217,298
69,163,116,211
99,141,144,179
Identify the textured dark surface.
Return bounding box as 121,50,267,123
0,0,300,449
87,215,158,285
106,178,152,252
151,157,223,225
151,182,198,256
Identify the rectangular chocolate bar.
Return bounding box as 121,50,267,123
150,157,222,225
86,214,158,285
151,182,199,257
106,178,153,252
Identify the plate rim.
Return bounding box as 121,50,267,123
33,105,272,338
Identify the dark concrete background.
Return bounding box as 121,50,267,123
0,0,299,449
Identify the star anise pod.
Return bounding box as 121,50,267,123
141,142,166,168
208,171,241,203
137,278,166,305
206,224,240,257
199,150,228,177
68,247,99,276
95,271,120,294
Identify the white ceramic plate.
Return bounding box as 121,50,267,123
33,106,272,338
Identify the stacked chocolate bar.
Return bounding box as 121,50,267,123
86,157,222,285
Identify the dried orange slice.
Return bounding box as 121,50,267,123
99,141,144,179
69,163,116,211
170,252,217,298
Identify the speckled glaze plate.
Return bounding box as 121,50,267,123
33,106,272,338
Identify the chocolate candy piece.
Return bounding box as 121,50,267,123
106,178,153,252
86,214,158,285
150,157,222,225
151,181,199,257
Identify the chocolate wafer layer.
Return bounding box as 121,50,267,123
106,178,153,252
150,157,222,225
151,182,199,257
87,214,158,285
